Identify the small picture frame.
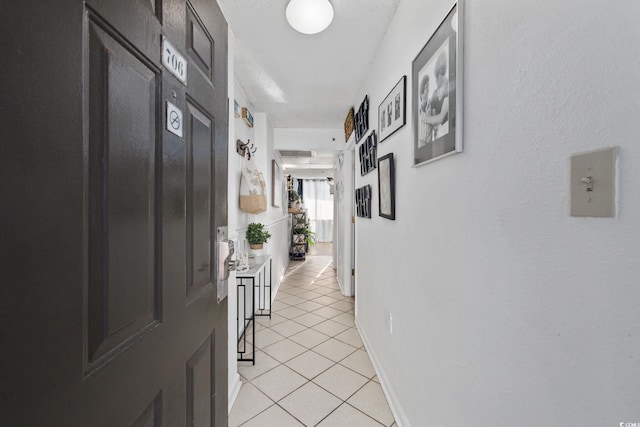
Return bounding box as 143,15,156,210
412,0,464,166
359,131,377,176
378,76,406,143
378,153,395,220
344,107,355,142
355,185,372,218
354,95,370,144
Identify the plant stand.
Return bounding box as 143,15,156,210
289,212,307,260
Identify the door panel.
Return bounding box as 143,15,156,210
186,335,215,427
87,13,161,367
186,3,214,83
0,0,228,425
186,101,213,298
131,393,163,427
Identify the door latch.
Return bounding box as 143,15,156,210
215,226,234,303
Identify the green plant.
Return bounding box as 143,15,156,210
246,222,271,246
302,220,316,247
288,189,300,202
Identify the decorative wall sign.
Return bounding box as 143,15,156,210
359,131,377,176
234,100,241,118
242,107,254,127
344,107,355,142
354,95,369,144
355,185,372,218
378,76,406,142
413,0,464,166
166,101,183,137
378,153,395,220
162,38,187,85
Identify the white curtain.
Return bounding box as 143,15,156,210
302,179,333,242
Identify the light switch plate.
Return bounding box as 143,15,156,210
570,147,617,217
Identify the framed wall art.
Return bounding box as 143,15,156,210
344,107,354,142
355,185,372,218
412,0,464,167
359,131,377,176
354,95,369,144
378,76,406,143
272,159,282,208
378,153,395,220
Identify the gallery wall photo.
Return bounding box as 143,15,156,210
378,76,406,143
377,153,395,220
412,0,464,167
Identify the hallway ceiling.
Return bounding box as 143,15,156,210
218,0,401,129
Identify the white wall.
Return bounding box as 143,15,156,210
228,81,291,409
229,89,290,289
335,142,355,296
274,127,343,151
349,1,640,426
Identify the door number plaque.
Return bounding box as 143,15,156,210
162,38,187,85
166,101,183,137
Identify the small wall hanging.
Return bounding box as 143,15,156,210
234,99,241,118
355,185,372,218
239,152,266,214
354,95,369,144
378,153,395,220
236,139,257,159
359,130,377,176
344,107,354,142
242,107,254,127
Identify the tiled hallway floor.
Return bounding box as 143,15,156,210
230,255,396,427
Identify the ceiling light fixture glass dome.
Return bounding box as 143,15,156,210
286,0,334,35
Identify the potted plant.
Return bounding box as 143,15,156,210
302,220,316,251
288,190,300,209
246,222,271,250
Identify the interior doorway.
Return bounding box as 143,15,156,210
302,178,334,247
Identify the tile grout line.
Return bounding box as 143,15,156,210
234,255,393,426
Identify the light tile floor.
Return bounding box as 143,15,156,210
230,255,396,427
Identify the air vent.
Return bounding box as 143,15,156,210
279,150,312,158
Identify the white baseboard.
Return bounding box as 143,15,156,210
228,374,242,414
356,318,411,427
337,273,352,297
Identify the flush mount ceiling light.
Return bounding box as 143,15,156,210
286,0,334,35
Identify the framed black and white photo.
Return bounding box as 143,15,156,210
378,76,406,143
412,0,464,167
378,153,395,220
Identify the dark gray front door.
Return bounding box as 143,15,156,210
0,1,228,425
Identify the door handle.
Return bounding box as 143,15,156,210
215,226,234,303
216,239,234,282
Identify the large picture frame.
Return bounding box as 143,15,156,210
412,0,463,167
378,76,406,143
272,159,282,208
378,153,395,220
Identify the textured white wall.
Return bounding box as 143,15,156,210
351,0,640,426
